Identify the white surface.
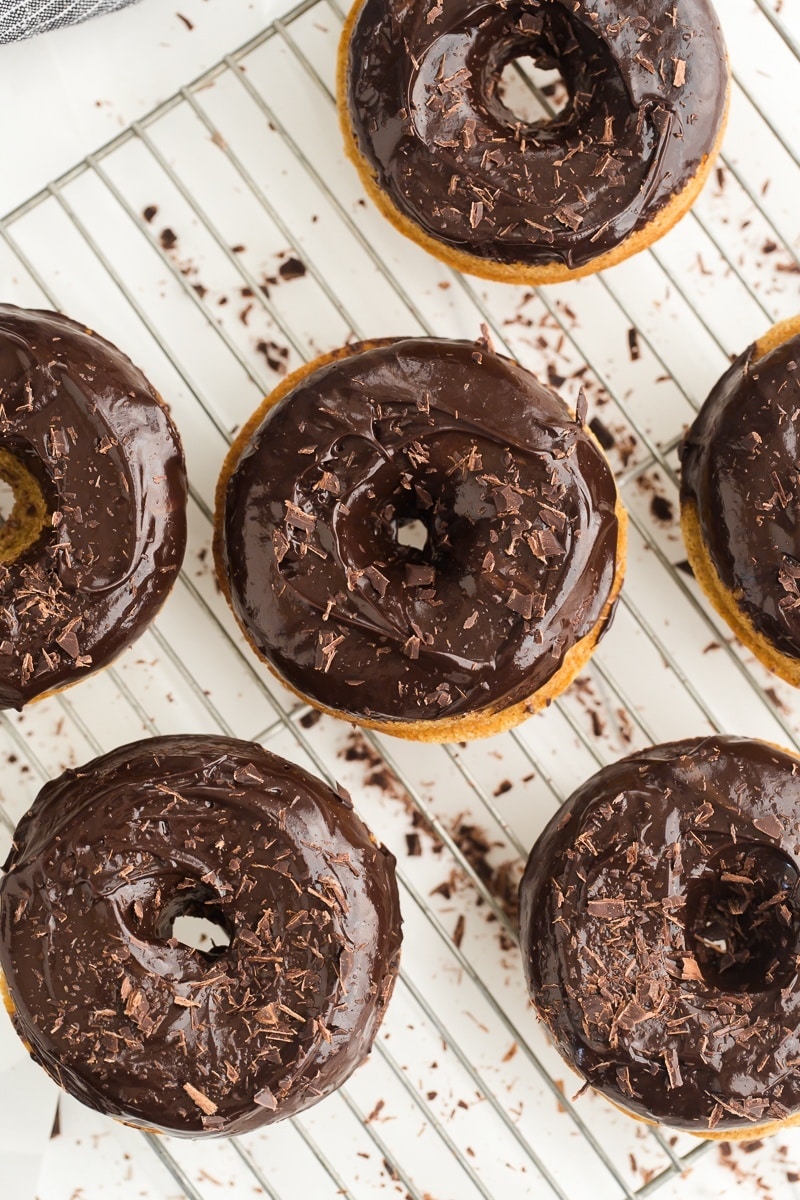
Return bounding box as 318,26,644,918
0,0,287,216
0,1,799,1199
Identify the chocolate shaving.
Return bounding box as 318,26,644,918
599,115,615,145
364,565,390,597
233,763,265,784
278,257,306,281
554,205,583,231
475,323,495,355
183,1083,217,1115
490,484,523,515
506,590,536,620
316,631,345,672
315,471,341,496
403,635,421,660
616,1000,653,1030
539,505,568,533
587,898,626,919
753,814,783,839
273,528,291,563
253,1086,278,1111
589,417,615,450
404,564,435,587
664,1048,683,1089
55,629,81,659
526,529,564,560
284,502,315,533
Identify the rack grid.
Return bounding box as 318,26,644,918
1,1,800,1197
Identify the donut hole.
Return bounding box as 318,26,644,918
171,913,232,958
157,886,233,960
687,844,800,993
0,478,14,520
0,447,51,564
395,517,429,552
390,504,476,573
497,53,569,125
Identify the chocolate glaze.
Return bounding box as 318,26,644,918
0,305,187,707
345,0,728,268
220,337,621,724
681,330,800,660
520,736,800,1131
0,735,401,1137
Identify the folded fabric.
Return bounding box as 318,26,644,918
0,0,143,43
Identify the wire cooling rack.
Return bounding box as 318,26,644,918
1,1,800,1197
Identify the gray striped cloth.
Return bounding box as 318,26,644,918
0,0,142,43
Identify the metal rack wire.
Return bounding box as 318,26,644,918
1,1,799,1197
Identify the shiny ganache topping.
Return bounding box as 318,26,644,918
345,0,728,268
0,735,402,1137
0,305,187,708
681,331,800,660
520,736,800,1132
220,337,621,723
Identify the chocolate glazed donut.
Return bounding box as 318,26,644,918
214,337,626,742
0,305,187,708
338,0,729,284
520,736,800,1137
680,315,800,688
0,735,402,1137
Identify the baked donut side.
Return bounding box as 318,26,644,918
337,0,730,286
0,305,187,708
519,735,800,1138
0,735,402,1137
213,338,626,742
680,314,800,687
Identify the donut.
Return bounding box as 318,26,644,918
337,0,730,285
0,734,401,1137
213,336,626,742
680,315,800,687
519,735,800,1138
0,305,187,708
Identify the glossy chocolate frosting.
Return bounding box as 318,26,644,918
0,305,187,707
0,735,402,1137
520,736,800,1131
220,337,621,725
344,0,728,268
681,330,800,660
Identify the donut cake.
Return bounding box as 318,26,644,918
520,736,800,1138
0,735,402,1137
0,304,187,708
214,336,626,742
338,0,730,284
680,316,800,686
